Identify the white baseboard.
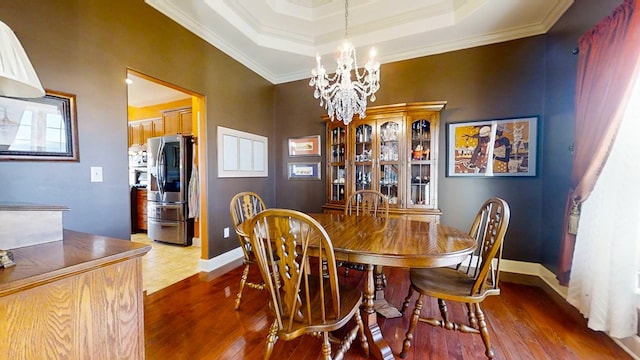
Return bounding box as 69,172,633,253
616,336,640,360
197,247,243,273
500,259,568,298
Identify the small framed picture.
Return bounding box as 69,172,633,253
288,162,321,180
288,135,321,157
447,116,538,177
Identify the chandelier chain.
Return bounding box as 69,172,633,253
344,0,349,39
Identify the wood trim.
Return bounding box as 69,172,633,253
195,97,208,260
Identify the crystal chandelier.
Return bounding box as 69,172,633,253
309,0,380,125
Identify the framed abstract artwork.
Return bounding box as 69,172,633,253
447,116,538,177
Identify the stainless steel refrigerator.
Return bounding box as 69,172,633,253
147,134,194,245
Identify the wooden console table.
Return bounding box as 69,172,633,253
0,230,151,359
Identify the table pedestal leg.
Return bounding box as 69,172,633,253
362,264,395,360
373,265,403,318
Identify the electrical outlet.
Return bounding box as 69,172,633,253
223,227,230,238
90,166,103,182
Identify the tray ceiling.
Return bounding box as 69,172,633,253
145,0,574,84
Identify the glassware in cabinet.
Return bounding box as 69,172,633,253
378,120,402,206
353,123,373,192
408,117,435,208
327,123,347,203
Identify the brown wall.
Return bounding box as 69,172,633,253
0,0,275,258
275,37,546,262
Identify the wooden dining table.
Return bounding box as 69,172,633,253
240,212,476,360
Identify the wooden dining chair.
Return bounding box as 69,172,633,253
344,189,390,218
229,191,267,310
399,197,510,359
341,190,389,274
248,208,369,360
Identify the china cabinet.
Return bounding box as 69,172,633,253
323,102,446,221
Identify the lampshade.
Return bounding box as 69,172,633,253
0,20,44,98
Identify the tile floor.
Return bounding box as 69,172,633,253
131,233,202,294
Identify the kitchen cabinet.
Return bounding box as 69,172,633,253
136,188,148,231
152,117,164,137
130,187,148,233
323,102,445,221
128,119,157,147
141,121,153,143
162,107,192,135
128,106,192,147
129,122,142,147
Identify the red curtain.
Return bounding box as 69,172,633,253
557,0,640,285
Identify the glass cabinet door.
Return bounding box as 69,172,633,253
328,124,347,202
408,118,433,207
353,123,373,192
378,120,402,206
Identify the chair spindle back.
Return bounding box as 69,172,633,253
465,197,510,296
249,209,341,332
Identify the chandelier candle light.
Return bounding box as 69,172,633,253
309,0,380,125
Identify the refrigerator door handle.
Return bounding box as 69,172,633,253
157,140,166,196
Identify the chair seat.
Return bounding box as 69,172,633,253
409,267,500,303
278,276,363,341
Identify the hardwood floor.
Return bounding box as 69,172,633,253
144,266,631,360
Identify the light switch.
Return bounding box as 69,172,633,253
223,227,230,238
91,166,103,182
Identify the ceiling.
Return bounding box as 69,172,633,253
126,72,191,108
145,0,574,85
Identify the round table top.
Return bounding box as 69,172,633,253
240,212,476,269
308,213,476,268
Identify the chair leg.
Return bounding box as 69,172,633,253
263,319,279,360
400,294,423,358
321,332,332,360
400,286,414,315
235,264,250,310
474,303,495,359
466,302,478,329
437,298,449,324
334,312,365,360
354,306,370,356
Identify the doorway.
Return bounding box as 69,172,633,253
126,69,208,294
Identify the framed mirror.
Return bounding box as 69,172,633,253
0,89,78,161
